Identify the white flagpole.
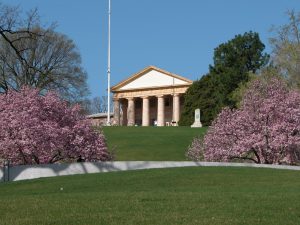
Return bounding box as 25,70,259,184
107,0,111,125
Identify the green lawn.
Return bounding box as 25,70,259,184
1,167,300,225
102,126,206,160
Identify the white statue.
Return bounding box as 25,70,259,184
191,108,202,128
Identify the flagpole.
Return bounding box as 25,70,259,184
107,0,111,125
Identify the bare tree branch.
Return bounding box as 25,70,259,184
0,3,89,102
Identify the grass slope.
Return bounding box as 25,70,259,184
102,126,206,160
0,167,300,225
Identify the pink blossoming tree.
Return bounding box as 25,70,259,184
186,136,204,161
187,78,300,164
0,87,112,166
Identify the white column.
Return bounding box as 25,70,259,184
173,94,180,124
127,98,135,126
113,98,120,125
142,96,150,126
157,95,165,126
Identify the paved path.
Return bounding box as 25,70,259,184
1,161,300,182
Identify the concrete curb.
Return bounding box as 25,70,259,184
1,161,300,182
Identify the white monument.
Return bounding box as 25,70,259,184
191,108,202,128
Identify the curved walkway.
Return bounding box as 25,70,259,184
1,161,300,182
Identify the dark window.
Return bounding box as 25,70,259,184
150,98,156,108
180,96,184,105
136,100,142,109
165,97,170,107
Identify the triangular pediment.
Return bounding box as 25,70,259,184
111,66,192,92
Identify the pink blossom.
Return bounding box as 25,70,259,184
186,136,204,161
0,87,112,166
203,78,300,164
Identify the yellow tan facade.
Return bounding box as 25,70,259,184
111,66,192,126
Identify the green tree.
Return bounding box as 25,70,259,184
180,31,269,126
211,31,269,106
270,10,300,89
179,73,224,126
230,66,283,108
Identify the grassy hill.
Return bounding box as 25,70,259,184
1,166,300,225
102,126,207,161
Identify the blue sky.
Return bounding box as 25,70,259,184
2,0,300,98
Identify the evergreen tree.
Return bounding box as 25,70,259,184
211,31,269,106
179,74,224,126
180,31,269,126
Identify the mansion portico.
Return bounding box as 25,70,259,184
111,66,192,126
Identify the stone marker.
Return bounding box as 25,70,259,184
191,108,202,128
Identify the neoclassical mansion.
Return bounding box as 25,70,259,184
111,66,192,126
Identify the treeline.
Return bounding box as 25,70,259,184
180,10,300,126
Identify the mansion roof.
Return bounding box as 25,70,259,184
111,66,193,93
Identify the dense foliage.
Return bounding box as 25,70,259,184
180,74,223,126
187,78,300,164
180,31,269,126
0,87,112,166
